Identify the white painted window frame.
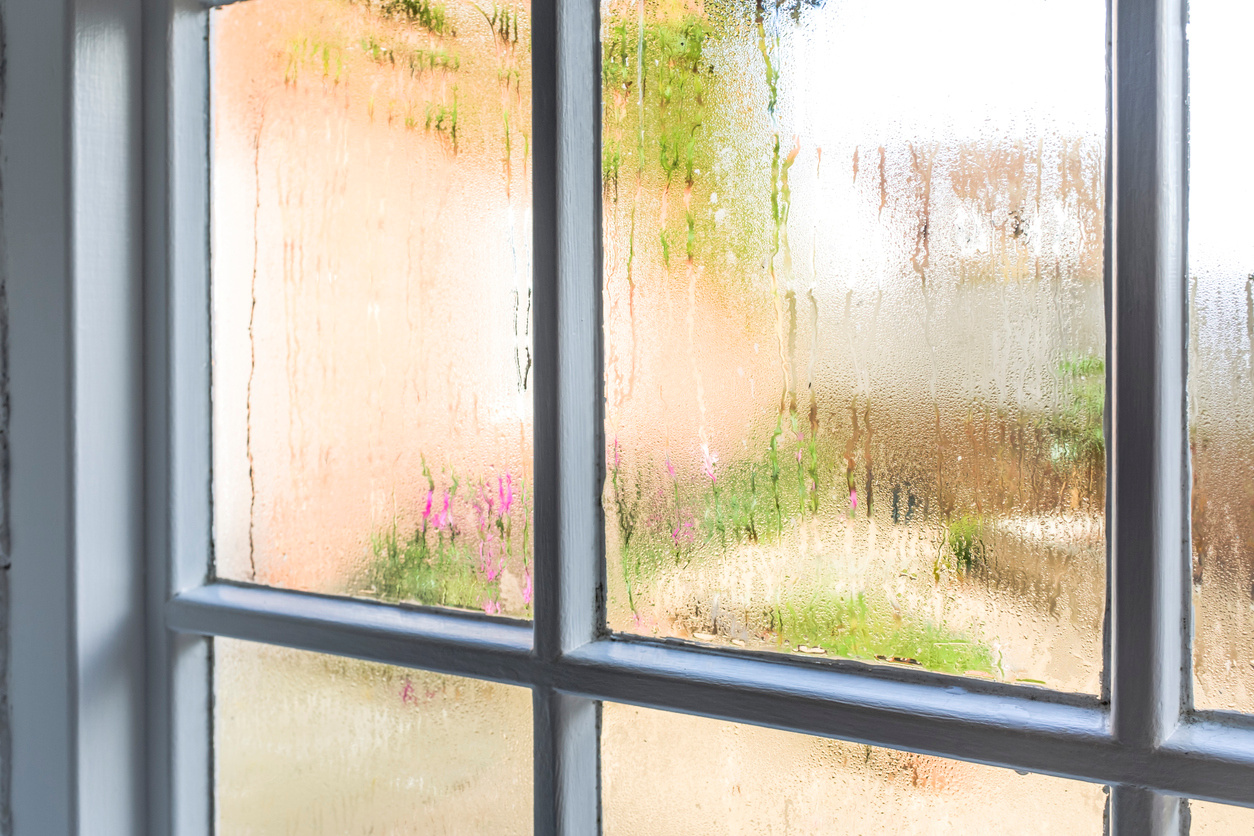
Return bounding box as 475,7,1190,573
6,0,1254,833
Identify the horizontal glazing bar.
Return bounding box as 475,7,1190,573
166,583,534,685
556,639,1114,783
1160,720,1254,808
167,583,1254,807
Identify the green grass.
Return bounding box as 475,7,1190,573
609,444,999,677
362,524,496,610
770,591,998,675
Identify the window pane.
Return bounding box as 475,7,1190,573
1190,800,1254,834
601,0,1107,690
1189,1,1254,713
215,639,533,833
602,702,1107,834
211,0,534,617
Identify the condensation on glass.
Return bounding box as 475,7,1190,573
211,0,534,617
1189,1,1254,713
602,703,1107,834
215,639,533,834
1190,800,1254,834
600,0,1107,690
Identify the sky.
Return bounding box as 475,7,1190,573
787,0,1108,143
770,0,1246,279
1188,0,1254,276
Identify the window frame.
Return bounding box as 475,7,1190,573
158,0,1254,829
9,0,1254,832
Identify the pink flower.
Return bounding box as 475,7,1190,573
478,539,501,581
499,473,513,516
522,569,533,605
400,678,416,705
478,482,495,519
433,491,453,530
665,456,676,479
671,519,696,546
483,599,502,616
421,489,434,524
701,445,719,484
850,487,858,510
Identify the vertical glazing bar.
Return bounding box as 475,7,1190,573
533,688,601,836
1112,786,1184,834
74,0,149,830
533,0,604,663
1110,0,1189,831
7,0,76,829
532,0,604,828
145,0,213,833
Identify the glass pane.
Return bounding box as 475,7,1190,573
602,702,1107,834
211,0,534,617
602,0,1107,690
1191,800,1254,834
1189,1,1254,713
215,639,533,833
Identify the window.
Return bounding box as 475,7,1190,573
4,0,1254,833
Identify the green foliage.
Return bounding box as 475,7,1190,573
600,20,635,193
602,144,624,191
599,14,712,239
653,17,709,187
360,33,389,62
285,35,346,84
601,19,635,91
715,463,761,545
363,465,529,616
365,524,494,609
378,0,454,37
1049,355,1105,470
609,443,640,550
479,3,521,47
424,89,459,150
770,592,998,676
361,33,460,74
946,513,987,573
767,416,785,532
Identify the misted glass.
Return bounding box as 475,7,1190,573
1189,0,1254,713
601,0,1107,690
215,639,533,833
211,0,534,616
1189,800,1254,834
602,702,1108,834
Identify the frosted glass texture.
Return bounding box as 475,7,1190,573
212,0,534,617
602,703,1106,835
602,0,1107,690
1189,1,1254,712
1191,800,1254,834
215,639,532,834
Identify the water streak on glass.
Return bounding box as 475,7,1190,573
601,0,1107,690
1188,1,1254,713
602,703,1107,834
215,639,533,834
212,0,534,617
